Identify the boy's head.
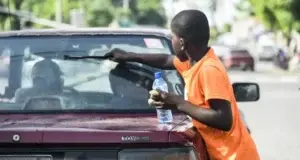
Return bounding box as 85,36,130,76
170,10,210,61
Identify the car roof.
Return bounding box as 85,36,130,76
0,27,172,38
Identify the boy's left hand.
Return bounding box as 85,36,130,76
148,89,185,110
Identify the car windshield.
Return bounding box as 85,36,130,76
0,35,183,112
231,49,250,55
262,46,276,52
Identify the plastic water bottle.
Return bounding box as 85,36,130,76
152,72,173,124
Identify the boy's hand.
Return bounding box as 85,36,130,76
148,89,185,110
104,48,134,63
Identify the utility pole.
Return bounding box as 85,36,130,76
56,0,62,23
70,9,85,27
123,0,129,10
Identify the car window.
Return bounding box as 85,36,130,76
231,49,250,56
0,35,183,112
263,46,276,52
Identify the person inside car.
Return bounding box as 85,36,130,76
14,59,64,104
104,9,259,160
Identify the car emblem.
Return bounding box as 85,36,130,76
121,136,150,142
12,134,20,142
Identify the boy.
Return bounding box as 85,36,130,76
105,9,260,160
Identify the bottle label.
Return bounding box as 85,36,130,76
153,86,168,92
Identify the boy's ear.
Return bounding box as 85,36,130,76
179,38,186,51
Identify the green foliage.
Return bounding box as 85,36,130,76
223,24,232,33
136,0,162,11
85,0,114,27
136,9,166,27
210,27,219,42
243,0,300,40
0,0,167,29
135,0,166,27
291,0,300,21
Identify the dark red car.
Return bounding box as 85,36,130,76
0,28,259,160
221,47,255,71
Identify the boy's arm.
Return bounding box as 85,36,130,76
105,48,176,70
177,99,232,131
129,52,176,70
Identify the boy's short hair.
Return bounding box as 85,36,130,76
171,9,210,46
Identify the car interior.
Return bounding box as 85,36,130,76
0,36,184,111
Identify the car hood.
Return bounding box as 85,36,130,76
0,113,192,144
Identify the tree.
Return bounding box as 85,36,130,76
0,0,167,29
0,0,24,30
246,0,300,43
85,0,114,27
223,23,232,33
134,0,166,27
291,0,300,21
136,9,166,26
21,0,114,27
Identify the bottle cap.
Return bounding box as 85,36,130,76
154,72,162,79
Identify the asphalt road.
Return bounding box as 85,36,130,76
228,69,300,160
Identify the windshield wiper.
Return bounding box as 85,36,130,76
64,55,110,60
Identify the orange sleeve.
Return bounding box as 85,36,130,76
173,56,189,74
200,65,231,102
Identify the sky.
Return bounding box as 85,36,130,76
162,0,241,28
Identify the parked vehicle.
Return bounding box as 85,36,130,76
0,28,259,160
273,49,289,70
258,45,277,61
222,47,255,71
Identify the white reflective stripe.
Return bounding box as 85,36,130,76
184,87,188,100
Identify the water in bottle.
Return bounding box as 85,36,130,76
152,72,173,124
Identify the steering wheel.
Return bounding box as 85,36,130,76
22,87,86,110
23,96,64,110
63,86,81,96
62,86,87,108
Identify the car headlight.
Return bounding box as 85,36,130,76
118,147,197,160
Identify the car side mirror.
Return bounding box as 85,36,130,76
233,83,260,102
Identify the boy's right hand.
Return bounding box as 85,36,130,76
104,48,134,63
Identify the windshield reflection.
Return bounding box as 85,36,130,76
0,35,183,112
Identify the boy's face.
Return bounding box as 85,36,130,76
171,32,188,62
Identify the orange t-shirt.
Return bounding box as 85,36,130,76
173,48,260,160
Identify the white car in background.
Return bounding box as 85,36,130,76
258,45,278,61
